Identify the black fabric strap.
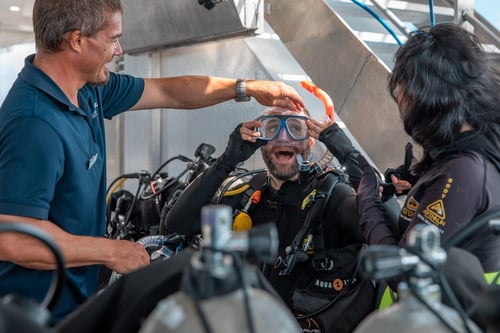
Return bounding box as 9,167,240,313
309,172,340,269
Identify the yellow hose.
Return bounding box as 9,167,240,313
106,178,127,204
223,184,251,197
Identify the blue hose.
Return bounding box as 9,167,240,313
429,0,436,26
351,0,404,46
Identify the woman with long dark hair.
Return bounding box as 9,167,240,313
357,22,500,287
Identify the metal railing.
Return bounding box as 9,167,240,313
356,0,499,49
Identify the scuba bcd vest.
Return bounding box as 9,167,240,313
216,165,348,275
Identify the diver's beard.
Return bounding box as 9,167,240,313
268,161,299,181
262,148,305,181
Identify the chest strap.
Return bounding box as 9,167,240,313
274,171,340,275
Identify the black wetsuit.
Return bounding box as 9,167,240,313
365,131,500,272
170,170,362,291
165,123,375,332
166,166,375,332
401,151,500,271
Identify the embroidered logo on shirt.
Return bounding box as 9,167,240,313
88,153,98,170
92,102,98,118
402,196,419,218
422,199,446,227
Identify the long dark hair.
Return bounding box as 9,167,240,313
388,23,500,173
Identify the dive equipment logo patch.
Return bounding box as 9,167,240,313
314,278,345,291
402,196,419,218
333,278,344,291
407,196,418,210
423,199,446,226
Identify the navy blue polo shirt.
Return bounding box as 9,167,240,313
0,54,144,323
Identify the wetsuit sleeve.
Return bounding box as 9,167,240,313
323,182,364,247
398,153,485,246
356,155,400,246
165,162,230,236
166,124,265,235
319,123,362,190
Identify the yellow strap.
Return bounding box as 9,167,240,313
301,189,317,210
223,184,251,197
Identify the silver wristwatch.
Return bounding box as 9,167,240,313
235,79,251,102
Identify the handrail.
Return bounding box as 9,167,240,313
366,0,499,49
462,9,500,49
444,0,500,49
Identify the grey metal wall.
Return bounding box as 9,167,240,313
105,26,330,184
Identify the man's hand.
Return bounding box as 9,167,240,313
107,239,150,274
246,80,304,111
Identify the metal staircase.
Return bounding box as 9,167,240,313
325,0,499,70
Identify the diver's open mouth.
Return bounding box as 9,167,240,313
273,148,296,163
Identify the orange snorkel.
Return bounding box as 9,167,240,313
300,81,334,122
300,80,335,169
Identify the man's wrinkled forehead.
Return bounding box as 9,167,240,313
262,107,308,118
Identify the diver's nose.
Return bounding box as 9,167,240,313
276,126,291,143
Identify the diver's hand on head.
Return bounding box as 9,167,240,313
306,118,334,139
246,80,304,111
313,121,357,164
216,122,267,173
239,120,263,143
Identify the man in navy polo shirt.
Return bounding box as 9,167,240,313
0,0,304,325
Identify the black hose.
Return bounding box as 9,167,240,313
150,155,192,180
214,169,267,204
185,270,214,333
0,223,65,311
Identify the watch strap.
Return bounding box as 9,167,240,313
235,79,251,102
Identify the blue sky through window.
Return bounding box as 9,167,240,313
475,0,499,30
